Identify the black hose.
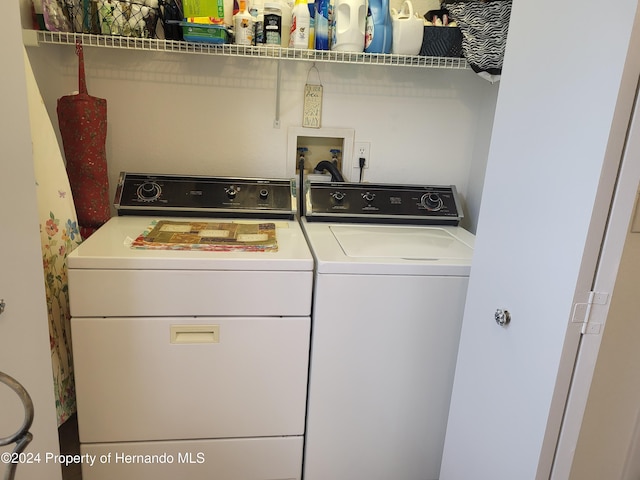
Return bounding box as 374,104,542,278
298,157,305,215
313,160,345,182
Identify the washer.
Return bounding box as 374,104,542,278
301,182,475,480
67,173,313,480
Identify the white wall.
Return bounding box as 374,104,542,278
24,40,498,233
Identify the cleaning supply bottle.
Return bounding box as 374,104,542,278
331,0,365,52
314,0,330,49
289,0,311,48
364,0,392,53
264,2,282,44
250,0,264,43
308,0,316,49
280,0,292,46
234,0,254,44
224,0,234,26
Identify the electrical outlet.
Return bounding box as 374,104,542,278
354,142,371,169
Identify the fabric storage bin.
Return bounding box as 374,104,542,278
419,26,463,57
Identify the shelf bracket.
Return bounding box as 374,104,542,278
22,29,40,47
274,60,281,129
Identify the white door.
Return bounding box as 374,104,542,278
439,1,640,479
0,4,62,479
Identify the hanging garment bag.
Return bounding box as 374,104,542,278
57,41,110,238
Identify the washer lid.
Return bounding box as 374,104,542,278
331,225,473,260
301,219,475,275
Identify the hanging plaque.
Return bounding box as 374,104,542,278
303,83,323,128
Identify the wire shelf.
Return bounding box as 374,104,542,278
31,30,469,69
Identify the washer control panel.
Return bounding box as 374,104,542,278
305,182,463,225
114,172,296,219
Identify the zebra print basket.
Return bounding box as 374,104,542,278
445,0,512,81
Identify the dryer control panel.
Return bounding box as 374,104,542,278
304,182,464,225
114,172,296,219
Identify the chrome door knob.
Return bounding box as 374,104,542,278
495,308,511,326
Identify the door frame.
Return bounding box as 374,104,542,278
548,15,640,477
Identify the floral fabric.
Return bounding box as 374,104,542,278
25,49,83,426
40,212,82,425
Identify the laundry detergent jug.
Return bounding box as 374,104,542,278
364,0,392,53
331,0,366,52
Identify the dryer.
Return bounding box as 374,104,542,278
67,173,313,480
301,182,475,480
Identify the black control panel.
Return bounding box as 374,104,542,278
114,173,296,219
304,182,463,225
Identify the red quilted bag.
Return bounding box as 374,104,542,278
57,41,110,238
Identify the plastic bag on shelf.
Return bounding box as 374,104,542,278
42,0,73,32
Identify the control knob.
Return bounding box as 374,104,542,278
421,192,443,211
362,192,375,203
136,182,162,202
259,189,269,200
225,185,239,199
331,191,346,203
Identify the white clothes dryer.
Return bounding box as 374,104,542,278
67,173,313,480
301,182,475,480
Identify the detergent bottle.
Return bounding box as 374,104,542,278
364,0,392,53
331,0,365,52
289,0,311,48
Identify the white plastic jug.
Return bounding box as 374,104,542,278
331,0,366,52
391,0,423,55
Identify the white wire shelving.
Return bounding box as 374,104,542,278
24,30,469,70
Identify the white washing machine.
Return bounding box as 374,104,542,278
67,173,313,480
301,182,475,480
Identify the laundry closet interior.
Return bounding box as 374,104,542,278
11,0,640,479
